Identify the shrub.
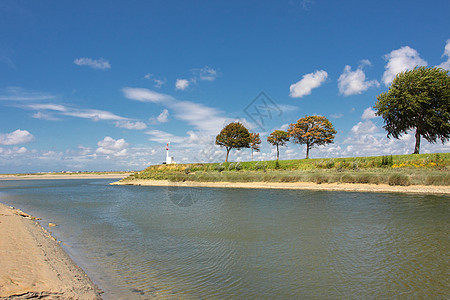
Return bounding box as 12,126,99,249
235,162,242,171
255,161,267,172
425,174,450,186
326,159,335,169
275,160,280,169
228,163,235,171
340,174,356,183
380,155,393,167
216,164,225,172
184,167,191,174
388,173,410,186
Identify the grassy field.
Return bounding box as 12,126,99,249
122,153,449,186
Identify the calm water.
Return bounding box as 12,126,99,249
0,179,448,299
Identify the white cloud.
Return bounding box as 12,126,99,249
175,66,219,91
122,87,174,103
96,137,128,157
382,46,427,86
350,120,378,135
0,87,56,101
338,61,379,96
73,57,111,70
437,39,450,70
361,107,377,120
175,79,190,90
289,70,328,98
157,109,169,123
0,129,34,145
115,121,147,130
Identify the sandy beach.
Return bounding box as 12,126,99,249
0,203,102,299
112,179,450,195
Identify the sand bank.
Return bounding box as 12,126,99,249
0,203,102,299
112,179,450,195
0,173,131,180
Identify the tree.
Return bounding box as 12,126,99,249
249,132,261,161
375,66,450,154
288,116,337,159
215,122,251,162
267,130,289,160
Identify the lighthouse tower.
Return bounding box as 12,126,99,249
165,143,175,164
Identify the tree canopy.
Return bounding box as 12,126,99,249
288,116,336,159
215,122,251,162
249,132,261,161
267,130,289,160
374,66,450,154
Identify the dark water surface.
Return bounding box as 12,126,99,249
0,179,448,299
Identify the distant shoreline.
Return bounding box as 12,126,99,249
0,173,131,180
111,179,450,195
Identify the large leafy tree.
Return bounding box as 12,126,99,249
267,130,289,160
288,116,337,159
375,66,450,154
215,122,251,162
249,132,261,161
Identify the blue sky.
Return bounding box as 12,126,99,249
0,0,449,173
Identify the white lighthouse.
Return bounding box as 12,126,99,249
165,143,175,164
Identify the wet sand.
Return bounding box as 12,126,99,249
112,179,450,195
0,203,102,299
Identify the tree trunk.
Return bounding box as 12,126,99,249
276,144,279,160
305,144,310,159
413,129,421,154
226,148,231,162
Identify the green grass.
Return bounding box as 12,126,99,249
122,153,449,186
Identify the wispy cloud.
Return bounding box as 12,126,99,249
115,121,147,130
338,60,379,96
144,73,166,88
63,108,127,121
123,87,227,135
382,46,427,86
24,103,129,122
0,87,56,101
0,129,34,145
191,66,218,81
438,39,450,70
73,57,111,70
330,113,343,119
289,70,328,98
32,112,60,121
122,87,174,103
145,129,185,143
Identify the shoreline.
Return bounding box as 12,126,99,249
0,203,102,299
0,173,131,180
112,179,450,195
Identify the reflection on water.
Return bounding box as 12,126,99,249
0,179,448,299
